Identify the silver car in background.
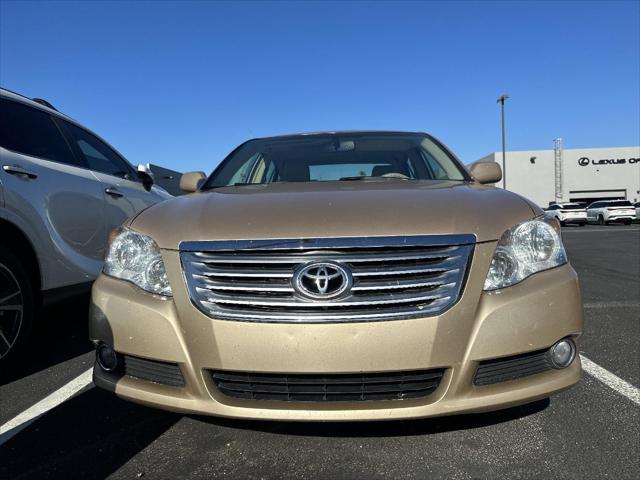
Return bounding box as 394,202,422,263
0,88,171,362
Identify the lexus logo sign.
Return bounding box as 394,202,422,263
578,156,639,167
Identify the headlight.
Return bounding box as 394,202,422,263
104,227,173,296
484,217,567,291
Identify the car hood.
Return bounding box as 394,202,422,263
131,180,540,249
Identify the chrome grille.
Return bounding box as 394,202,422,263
180,235,474,323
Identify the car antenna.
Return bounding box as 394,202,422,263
32,98,58,111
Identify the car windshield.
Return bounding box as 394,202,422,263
608,200,633,207
562,204,585,210
202,133,469,189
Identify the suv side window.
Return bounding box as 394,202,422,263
61,120,135,179
0,98,83,167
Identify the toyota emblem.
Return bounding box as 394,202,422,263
292,262,352,300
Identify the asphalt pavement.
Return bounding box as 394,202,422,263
1,224,638,479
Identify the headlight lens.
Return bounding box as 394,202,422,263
104,227,172,296
484,217,567,291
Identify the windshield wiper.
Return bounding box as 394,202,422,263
338,176,410,181
339,176,369,181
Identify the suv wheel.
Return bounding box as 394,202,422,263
0,250,34,363
598,215,605,226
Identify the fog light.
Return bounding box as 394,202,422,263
96,344,119,372
549,339,576,369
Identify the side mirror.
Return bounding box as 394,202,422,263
468,161,502,184
137,163,155,191
180,171,207,193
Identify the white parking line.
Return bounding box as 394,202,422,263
0,367,93,446
0,354,639,445
583,301,640,309
580,355,640,406
562,227,640,233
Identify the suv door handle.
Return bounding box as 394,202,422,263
105,187,124,198
2,165,38,179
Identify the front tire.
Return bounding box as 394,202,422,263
0,249,34,363
598,215,605,226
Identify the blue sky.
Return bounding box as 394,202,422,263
1,1,638,173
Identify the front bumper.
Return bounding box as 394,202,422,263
90,243,583,421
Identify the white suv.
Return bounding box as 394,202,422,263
586,200,636,225
545,203,587,226
0,88,172,362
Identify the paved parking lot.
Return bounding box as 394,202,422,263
1,224,638,479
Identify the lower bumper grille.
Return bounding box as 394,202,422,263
124,355,185,387
474,348,553,386
210,369,445,402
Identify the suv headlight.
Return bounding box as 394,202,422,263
484,217,567,291
104,227,172,296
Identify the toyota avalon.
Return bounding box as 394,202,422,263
89,131,582,421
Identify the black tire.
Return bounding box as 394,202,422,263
579,223,585,227
624,220,632,226
598,215,605,226
0,249,34,363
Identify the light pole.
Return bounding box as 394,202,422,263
496,94,509,190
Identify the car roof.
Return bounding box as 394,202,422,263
1,87,135,168
250,130,428,142
0,87,78,123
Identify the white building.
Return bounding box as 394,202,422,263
475,146,640,207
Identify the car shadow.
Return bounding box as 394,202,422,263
191,397,550,437
0,294,94,386
0,387,180,480
0,385,549,479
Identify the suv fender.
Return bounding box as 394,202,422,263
0,215,42,297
